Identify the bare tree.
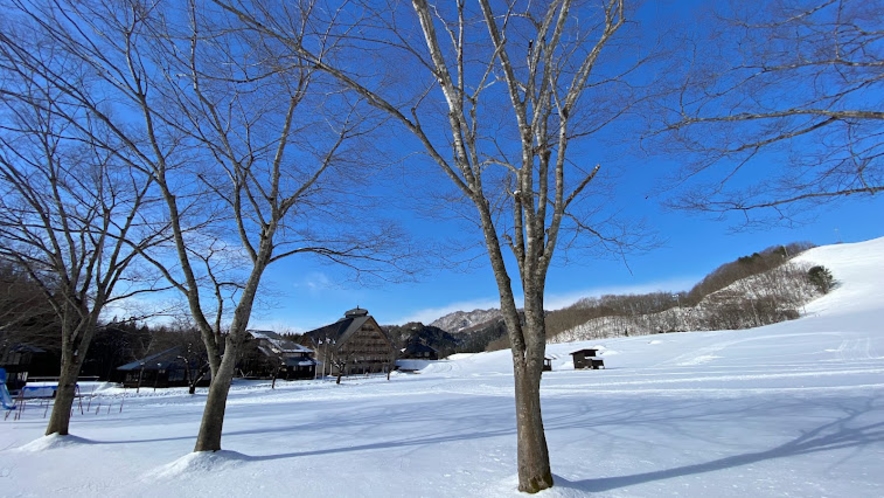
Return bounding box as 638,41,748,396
1,0,410,450
0,45,163,435
656,0,883,224
152,1,407,452
219,0,640,491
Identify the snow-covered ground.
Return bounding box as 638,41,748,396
1,238,883,497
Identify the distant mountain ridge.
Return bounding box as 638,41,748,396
429,308,502,333
382,314,507,357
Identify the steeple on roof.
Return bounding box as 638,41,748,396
344,306,369,318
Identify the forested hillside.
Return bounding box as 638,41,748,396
431,242,835,351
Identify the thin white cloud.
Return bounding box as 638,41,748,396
295,272,334,294
247,319,306,334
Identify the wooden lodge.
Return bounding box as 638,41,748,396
570,348,605,370
303,307,397,377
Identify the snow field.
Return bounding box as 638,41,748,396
0,237,882,497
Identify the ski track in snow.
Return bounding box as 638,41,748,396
0,237,882,497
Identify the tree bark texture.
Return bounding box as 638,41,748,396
192,264,264,452
193,342,238,451
45,313,97,436
44,353,83,436
513,355,552,492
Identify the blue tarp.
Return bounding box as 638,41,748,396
0,368,16,410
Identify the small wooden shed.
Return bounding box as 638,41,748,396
570,348,604,369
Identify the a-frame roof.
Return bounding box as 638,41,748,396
303,307,390,346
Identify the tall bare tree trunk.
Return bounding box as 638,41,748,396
511,279,554,491
45,312,97,436
482,212,554,492
192,274,261,452
513,354,552,491
193,349,238,451
44,350,83,436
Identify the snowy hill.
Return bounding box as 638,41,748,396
0,237,882,497
550,239,872,343
792,237,884,315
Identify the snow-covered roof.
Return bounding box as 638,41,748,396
117,347,185,371
247,330,313,354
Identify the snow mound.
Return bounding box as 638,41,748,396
472,474,599,498
89,382,119,393
677,354,721,366
793,237,884,315
146,450,249,479
16,434,92,452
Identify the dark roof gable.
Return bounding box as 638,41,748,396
402,341,438,355
304,308,392,347
247,329,312,354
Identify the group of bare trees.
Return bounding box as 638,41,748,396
683,243,816,305
0,0,879,493
0,0,401,451
0,12,165,433
545,291,684,340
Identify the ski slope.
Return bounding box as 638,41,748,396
0,237,882,497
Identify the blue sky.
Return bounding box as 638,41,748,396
242,0,884,332
6,1,879,335
253,187,883,332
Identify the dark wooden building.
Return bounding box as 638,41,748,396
116,347,208,389
399,339,439,361
239,330,316,380
570,348,605,369
303,307,397,377
0,344,60,392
